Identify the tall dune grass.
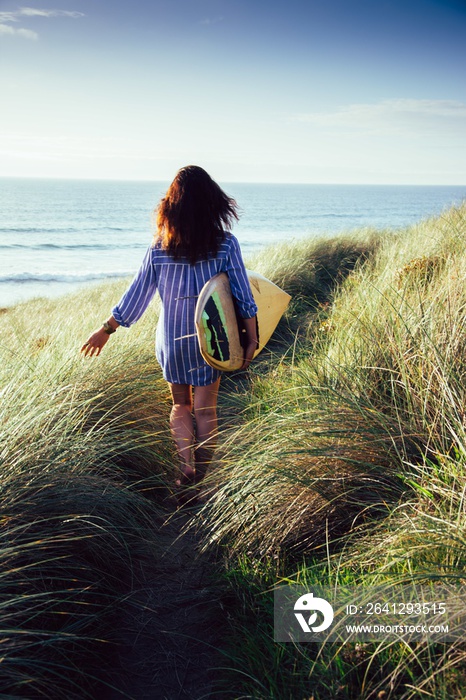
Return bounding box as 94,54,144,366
196,204,466,698
0,281,174,696
200,205,466,557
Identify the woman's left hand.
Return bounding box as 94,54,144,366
240,316,259,370
240,340,258,370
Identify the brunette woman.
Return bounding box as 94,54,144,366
81,165,258,500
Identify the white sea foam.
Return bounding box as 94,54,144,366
0,271,133,284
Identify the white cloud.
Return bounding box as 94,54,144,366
0,12,19,23
0,23,15,34
19,8,85,18
387,99,466,117
0,6,84,39
0,22,38,39
292,99,466,136
17,27,39,39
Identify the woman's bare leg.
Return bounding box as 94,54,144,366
193,378,221,484
168,383,195,483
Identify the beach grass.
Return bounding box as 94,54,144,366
195,203,466,698
0,281,174,696
1,203,466,697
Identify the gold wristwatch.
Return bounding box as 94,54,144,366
102,321,116,335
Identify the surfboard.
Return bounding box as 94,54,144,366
195,270,291,371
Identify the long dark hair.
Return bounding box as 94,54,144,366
153,165,239,264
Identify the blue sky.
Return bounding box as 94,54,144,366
1,0,465,183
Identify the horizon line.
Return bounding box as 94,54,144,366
0,175,465,188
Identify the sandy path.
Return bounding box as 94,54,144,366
100,503,229,700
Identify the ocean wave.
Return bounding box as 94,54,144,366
0,242,145,251
0,271,133,284
315,213,356,219
0,226,128,234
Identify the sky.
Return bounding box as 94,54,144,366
0,0,465,184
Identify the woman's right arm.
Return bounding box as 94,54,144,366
81,246,158,356
111,245,158,328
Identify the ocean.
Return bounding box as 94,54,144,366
1,178,465,307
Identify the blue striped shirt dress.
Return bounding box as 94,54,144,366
112,233,258,386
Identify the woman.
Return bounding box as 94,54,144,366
81,165,258,501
